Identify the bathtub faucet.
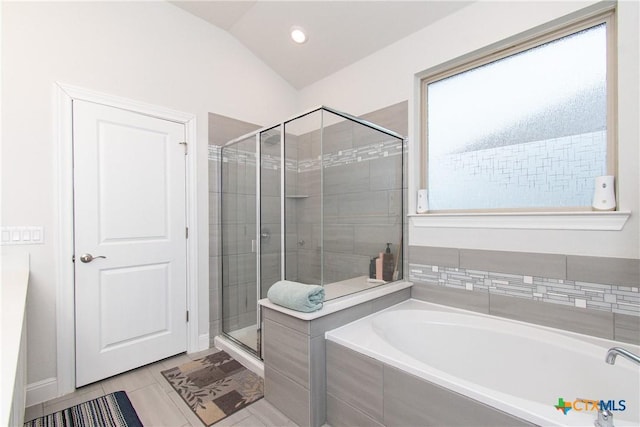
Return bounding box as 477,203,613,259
594,408,614,427
605,347,640,365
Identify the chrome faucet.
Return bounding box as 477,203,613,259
606,347,640,365
594,408,614,427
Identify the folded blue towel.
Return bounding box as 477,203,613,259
267,280,325,313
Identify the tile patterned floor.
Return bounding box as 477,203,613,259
24,348,299,427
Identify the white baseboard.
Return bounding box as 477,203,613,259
27,335,209,407
197,333,210,352
27,333,210,407
26,377,58,406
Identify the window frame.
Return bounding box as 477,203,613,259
420,10,617,214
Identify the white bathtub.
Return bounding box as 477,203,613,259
325,299,640,426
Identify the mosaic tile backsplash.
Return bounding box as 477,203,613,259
409,263,640,316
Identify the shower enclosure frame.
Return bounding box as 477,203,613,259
220,105,405,359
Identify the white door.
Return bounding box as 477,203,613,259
73,100,188,387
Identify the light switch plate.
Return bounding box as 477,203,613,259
0,226,44,245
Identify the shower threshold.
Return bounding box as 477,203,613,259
226,324,258,350
214,334,264,377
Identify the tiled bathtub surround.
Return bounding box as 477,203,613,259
409,246,640,344
409,265,639,315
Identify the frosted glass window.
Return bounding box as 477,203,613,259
425,22,609,211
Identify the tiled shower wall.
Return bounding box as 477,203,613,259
291,104,408,285
207,105,408,341
409,246,640,345
293,134,405,285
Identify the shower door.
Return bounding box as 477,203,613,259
220,135,259,354
220,127,283,358
259,127,282,329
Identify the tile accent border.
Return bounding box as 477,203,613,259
209,139,404,173
409,246,640,316
409,263,639,316
297,139,403,172
409,246,639,344
208,144,220,161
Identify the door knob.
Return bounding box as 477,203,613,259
80,253,106,263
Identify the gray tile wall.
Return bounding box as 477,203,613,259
409,245,640,344
262,287,410,427
383,365,534,426
326,393,384,427
291,105,407,287
326,341,383,422
326,340,534,427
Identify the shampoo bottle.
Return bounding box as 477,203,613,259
382,243,394,281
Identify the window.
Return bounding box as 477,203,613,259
421,13,614,212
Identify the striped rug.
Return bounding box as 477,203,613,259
24,391,143,427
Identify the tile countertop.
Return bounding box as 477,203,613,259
1,253,30,427
258,279,412,321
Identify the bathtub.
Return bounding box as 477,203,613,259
325,299,639,426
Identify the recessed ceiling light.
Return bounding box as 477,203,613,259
290,26,307,44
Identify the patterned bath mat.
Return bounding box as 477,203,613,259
24,391,143,427
161,350,263,426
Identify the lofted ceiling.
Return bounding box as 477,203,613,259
170,1,473,89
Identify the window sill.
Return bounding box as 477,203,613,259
408,211,631,231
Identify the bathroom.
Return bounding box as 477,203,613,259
2,1,639,426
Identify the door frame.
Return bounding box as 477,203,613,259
54,83,199,396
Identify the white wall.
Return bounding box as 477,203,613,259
299,0,640,259
1,1,297,395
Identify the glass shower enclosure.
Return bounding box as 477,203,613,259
220,106,404,358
